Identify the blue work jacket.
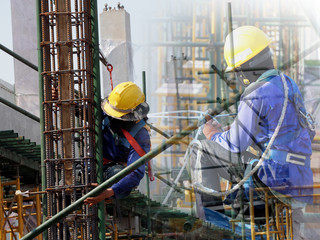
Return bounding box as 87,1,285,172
102,112,151,198
211,69,315,203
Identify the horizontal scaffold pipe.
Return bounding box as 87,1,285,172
21,92,242,240
0,96,40,122
0,43,114,75
0,44,38,71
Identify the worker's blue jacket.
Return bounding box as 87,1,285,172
211,69,315,204
102,112,150,198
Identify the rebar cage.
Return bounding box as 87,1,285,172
40,0,98,239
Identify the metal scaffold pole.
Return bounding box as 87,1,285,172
90,0,106,239
142,71,152,239
36,0,47,239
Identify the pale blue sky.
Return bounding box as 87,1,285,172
0,1,14,84
0,0,155,85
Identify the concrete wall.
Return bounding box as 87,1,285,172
0,103,40,144
0,79,15,103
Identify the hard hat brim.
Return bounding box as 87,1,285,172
102,97,127,118
102,98,149,121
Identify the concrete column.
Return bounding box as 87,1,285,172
11,0,39,116
100,8,133,97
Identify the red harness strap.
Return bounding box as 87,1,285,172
103,158,111,165
121,127,155,181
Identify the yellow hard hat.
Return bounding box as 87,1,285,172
102,82,149,121
224,26,272,72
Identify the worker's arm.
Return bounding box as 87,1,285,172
84,187,114,207
207,89,266,153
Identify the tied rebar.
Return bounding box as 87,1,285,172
40,0,98,239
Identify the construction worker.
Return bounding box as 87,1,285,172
192,26,315,239
84,81,150,206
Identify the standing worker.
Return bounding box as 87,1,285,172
85,81,151,205
192,26,315,240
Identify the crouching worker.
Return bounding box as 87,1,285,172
84,82,151,206
191,26,315,240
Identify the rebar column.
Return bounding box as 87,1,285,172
40,0,98,239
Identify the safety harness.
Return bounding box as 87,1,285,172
121,125,155,181
193,70,315,201
248,70,315,167
102,117,154,181
240,70,315,204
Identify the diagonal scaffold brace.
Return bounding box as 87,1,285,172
20,91,241,240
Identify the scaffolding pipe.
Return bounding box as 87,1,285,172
91,0,106,238
142,71,152,239
0,42,108,74
279,40,320,71
0,44,38,71
0,97,40,122
146,122,171,139
36,0,47,239
213,0,223,107
21,89,241,240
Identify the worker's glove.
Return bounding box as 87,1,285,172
203,119,223,140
